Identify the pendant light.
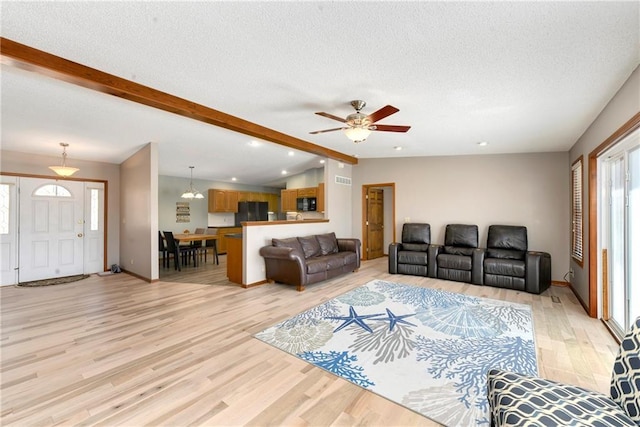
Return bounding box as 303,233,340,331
49,143,79,177
181,166,204,199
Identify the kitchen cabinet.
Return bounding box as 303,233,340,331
281,189,298,212
297,187,317,198
208,189,239,213
267,193,279,213
317,182,325,212
216,227,242,254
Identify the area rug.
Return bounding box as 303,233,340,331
255,279,538,426
17,274,90,287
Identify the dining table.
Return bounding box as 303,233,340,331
172,233,219,265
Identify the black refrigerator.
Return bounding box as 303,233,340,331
235,201,269,226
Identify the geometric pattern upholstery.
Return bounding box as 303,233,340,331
487,317,640,427
611,317,640,423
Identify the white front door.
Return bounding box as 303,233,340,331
19,178,85,282
0,176,19,286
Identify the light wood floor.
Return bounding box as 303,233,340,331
1,257,619,426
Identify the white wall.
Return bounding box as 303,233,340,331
351,152,569,281
120,143,158,281
0,149,121,268
325,159,353,238
568,65,640,307
285,166,324,188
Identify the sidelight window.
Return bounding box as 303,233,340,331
571,157,584,265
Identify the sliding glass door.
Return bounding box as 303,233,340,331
601,130,639,337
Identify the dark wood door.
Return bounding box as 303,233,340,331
366,188,384,259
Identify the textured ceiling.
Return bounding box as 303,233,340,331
1,1,638,185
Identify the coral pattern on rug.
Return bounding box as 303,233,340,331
254,279,538,426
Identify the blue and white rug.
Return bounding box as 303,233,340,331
255,279,538,426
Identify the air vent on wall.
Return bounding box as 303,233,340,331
335,175,352,185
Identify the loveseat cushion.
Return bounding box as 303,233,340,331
298,235,321,258
306,258,328,274
317,232,339,255
485,258,525,277
272,237,304,258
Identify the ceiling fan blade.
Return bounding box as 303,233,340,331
309,127,347,135
367,105,399,123
315,112,347,123
372,124,411,133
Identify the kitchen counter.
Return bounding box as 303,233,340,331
241,219,329,226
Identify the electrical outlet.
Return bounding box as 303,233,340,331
130,259,134,265
404,217,411,223
569,268,574,277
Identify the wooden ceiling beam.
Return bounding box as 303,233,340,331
0,37,358,165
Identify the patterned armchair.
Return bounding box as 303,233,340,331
487,317,640,426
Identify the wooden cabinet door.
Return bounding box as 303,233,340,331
226,191,239,212
237,191,249,202
209,189,227,213
268,193,280,212
297,187,317,197
281,189,297,211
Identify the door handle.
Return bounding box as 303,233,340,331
77,233,83,237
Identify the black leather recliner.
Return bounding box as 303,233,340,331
434,224,483,284
389,223,436,277
483,225,551,294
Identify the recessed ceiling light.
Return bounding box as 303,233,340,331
248,140,261,147
477,141,489,147
394,146,403,151
231,177,237,181
319,159,325,164
281,170,287,175
288,151,294,156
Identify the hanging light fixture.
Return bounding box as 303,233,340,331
181,166,204,199
48,143,79,177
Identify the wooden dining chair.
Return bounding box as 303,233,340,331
193,227,208,262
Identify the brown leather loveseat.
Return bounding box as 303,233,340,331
259,232,361,291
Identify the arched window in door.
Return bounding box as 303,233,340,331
33,184,72,197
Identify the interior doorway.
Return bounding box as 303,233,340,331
361,183,395,261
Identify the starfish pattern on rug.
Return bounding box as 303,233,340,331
325,306,383,333
371,308,416,331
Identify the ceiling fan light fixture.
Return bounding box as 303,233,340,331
344,126,371,143
49,142,79,177
181,166,203,199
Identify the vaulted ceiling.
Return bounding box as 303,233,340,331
1,2,638,186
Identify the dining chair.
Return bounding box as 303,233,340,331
205,228,220,265
164,231,197,271
193,227,208,262
158,231,168,268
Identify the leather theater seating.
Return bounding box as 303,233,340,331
388,223,552,295
433,224,483,285
388,223,435,277
483,225,551,295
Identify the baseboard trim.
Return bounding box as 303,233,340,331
121,269,153,283
242,279,269,289
568,283,590,315
551,280,570,287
